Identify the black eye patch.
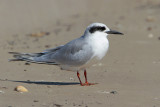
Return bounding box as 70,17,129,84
89,26,106,33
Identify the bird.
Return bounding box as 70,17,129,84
9,23,123,86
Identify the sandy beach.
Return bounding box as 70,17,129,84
0,0,160,107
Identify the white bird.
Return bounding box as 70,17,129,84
9,23,123,86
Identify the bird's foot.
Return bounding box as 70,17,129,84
80,82,98,86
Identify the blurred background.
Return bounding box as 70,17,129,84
0,0,160,107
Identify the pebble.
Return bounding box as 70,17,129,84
25,62,30,65
53,104,63,107
70,77,74,80
147,27,152,31
97,90,110,94
33,100,39,102
148,33,154,38
47,86,51,88
30,32,50,37
0,90,5,94
110,91,118,94
146,16,155,22
45,45,51,48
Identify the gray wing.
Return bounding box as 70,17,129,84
36,37,94,66
10,37,94,66
43,45,64,53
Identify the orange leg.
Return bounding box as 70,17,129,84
77,70,97,86
84,69,96,85
84,69,88,84
77,71,83,86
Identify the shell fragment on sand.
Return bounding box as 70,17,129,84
15,86,28,92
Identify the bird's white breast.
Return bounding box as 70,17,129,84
87,33,109,60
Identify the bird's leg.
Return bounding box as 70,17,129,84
83,69,96,86
84,69,88,84
77,71,83,86
77,70,97,86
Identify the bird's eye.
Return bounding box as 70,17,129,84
100,27,106,31
89,26,106,33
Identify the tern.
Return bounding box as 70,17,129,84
9,23,123,86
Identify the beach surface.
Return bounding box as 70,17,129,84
0,0,160,107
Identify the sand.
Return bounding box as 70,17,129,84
0,0,160,107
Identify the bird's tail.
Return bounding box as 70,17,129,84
8,52,44,62
9,52,58,65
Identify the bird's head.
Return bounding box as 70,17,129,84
84,23,123,37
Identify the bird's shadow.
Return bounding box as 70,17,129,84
5,79,79,86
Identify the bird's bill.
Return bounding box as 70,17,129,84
106,30,123,35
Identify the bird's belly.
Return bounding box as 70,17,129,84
60,57,99,72
79,56,100,69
